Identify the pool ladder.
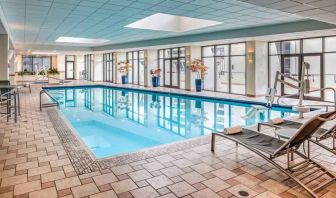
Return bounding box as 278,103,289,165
40,90,60,111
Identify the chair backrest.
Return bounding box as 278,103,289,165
275,111,336,154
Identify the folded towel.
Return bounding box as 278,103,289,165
224,126,242,135
269,117,284,125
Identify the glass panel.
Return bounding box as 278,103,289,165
172,48,179,58
203,58,215,91
231,56,246,94
216,57,229,92
231,43,245,56
325,37,336,52
283,56,300,95
139,60,145,86
22,56,33,72
139,51,144,59
202,46,214,57
128,60,133,84
33,57,43,73
269,55,281,91
179,48,185,57
215,45,229,56
66,62,74,79
324,53,336,101
127,52,132,60
303,55,321,98
133,51,138,59
133,59,138,84
303,38,322,53
159,50,164,58
42,57,51,71
179,58,185,89
172,59,178,87
282,40,300,54
269,42,281,55
164,49,170,58
67,56,75,61
164,60,171,86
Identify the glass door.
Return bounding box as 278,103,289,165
303,54,323,100
66,56,75,80
171,59,179,88
281,55,301,96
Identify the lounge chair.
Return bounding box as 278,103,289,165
258,116,336,155
211,111,336,198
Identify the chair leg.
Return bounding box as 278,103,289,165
211,133,215,152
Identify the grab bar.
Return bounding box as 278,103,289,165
40,90,60,111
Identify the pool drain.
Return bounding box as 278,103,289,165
238,191,249,197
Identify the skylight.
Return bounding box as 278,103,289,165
125,13,222,32
55,37,109,44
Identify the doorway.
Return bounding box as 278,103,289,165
65,56,75,80
280,54,323,100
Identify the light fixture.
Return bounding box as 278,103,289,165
55,36,109,44
32,51,59,55
125,13,222,32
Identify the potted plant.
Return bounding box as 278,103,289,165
150,68,161,87
189,59,207,92
47,68,61,84
118,61,132,84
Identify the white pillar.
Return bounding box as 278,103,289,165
0,34,9,80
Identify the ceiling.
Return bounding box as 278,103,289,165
0,0,308,49
238,0,336,25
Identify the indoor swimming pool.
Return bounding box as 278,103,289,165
45,86,297,158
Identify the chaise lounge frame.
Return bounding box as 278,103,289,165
211,111,336,198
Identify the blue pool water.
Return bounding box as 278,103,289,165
45,86,296,158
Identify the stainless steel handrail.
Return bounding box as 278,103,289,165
40,89,60,111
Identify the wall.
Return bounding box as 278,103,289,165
255,41,268,96
94,54,103,81
57,55,65,79
116,52,126,84
0,34,8,80
189,46,201,91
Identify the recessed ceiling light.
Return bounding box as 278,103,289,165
125,13,222,32
55,36,109,44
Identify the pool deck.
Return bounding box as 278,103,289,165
1,81,336,198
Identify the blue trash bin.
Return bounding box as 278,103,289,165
122,75,128,84
195,79,202,92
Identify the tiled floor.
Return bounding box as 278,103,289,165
1,82,336,198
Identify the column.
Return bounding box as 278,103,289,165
0,34,9,80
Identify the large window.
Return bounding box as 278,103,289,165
126,50,145,86
85,54,94,81
201,43,246,94
158,47,186,89
103,53,114,82
22,56,52,73
269,36,336,101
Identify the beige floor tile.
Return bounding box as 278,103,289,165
130,186,160,198
29,187,58,198
89,190,118,198
168,181,197,197
14,180,41,196
211,168,237,180
0,191,13,198
172,159,193,168
71,183,100,198
234,173,262,188
128,169,152,182
55,176,81,190
111,164,133,175
190,163,214,174
160,166,184,178
147,175,173,189
16,161,39,171
111,179,138,194
143,161,165,172
202,177,231,192
93,172,118,186
28,165,51,177
1,174,27,187
259,179,289,194
180,171,206,184
41,170,65,183
255,191,281,198
191,188,221,198
227,184,258,198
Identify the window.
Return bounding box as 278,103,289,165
22,56,52,73
268,36,336,102
85,54,94,81
103,53,114,82
126,50,145,85
201,42,246,94
158,47,186,89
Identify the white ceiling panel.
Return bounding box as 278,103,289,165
0,0,323,48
